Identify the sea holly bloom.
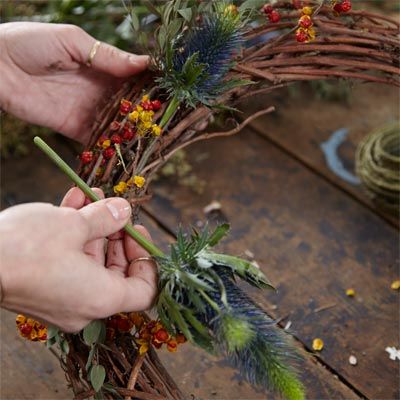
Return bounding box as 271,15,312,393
113,181,128,195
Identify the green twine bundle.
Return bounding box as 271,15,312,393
356,123,400,215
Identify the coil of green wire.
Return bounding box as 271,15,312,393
356,123,400,215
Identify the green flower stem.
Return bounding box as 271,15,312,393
33,136,165,258
159,95,180,128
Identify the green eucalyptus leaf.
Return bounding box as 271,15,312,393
86,346,96,371
46,325,59,340
239,0,266,11
60,339,70,355
83,320,103,346
46,336,57,348
90,364,106,393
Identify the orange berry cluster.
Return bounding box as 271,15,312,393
79,95,162,180
296,6,316,43
16,315,47,342
106,313,186,355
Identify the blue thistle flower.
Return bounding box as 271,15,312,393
157,10,244,106
156,225,305,400
204,269,305,400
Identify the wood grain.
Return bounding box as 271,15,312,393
240,83,399,227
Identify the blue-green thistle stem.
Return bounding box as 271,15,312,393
33,136,164,258
159,95,180,128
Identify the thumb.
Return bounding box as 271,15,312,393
78,198,131,241
67,26,149,77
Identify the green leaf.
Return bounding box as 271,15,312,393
83,320,104,346
86,346,96,371
201,252,275,290
178,7,192,22
46,336,57,349
130,10,140,31
239,0,266,11
208,223,230,247
60,339,70,355
46,325,59,340
90,364,106,393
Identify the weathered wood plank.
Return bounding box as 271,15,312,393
143,130,399,399
241,83,399,226
0,137,360,399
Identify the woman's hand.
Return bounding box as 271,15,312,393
0,22,149,144
0,188,157,332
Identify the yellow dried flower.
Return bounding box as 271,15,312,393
140,111,154,123
152,124,162,136
346,288,355,297
312,338,324,351
141,95,150,102
133,175,145,188
391,280,400,290
302,6,313,15
113,181,128,195
102,139,111,149
136,105,144,113
224,4,239,16
128,110,139,122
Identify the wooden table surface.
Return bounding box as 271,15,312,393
1,83,399,399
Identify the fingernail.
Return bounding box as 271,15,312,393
129,54,150,65
106,199,131,220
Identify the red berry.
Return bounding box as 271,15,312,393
120,99,132,115
122,127,136,142
333,2,343,12
19,323,33,336
117,318,133,332
268,10,281,23
296,29,308,42
341,0,351,12
80,151,93,164
299,15,312,29
103,147,115,160
109,120,121,131
154,329,170,343
262,4,273,14
141,101,153,111
151,99,162,111
111,134,122,144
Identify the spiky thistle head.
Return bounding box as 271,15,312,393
157,3,245,107
155,223,305,399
